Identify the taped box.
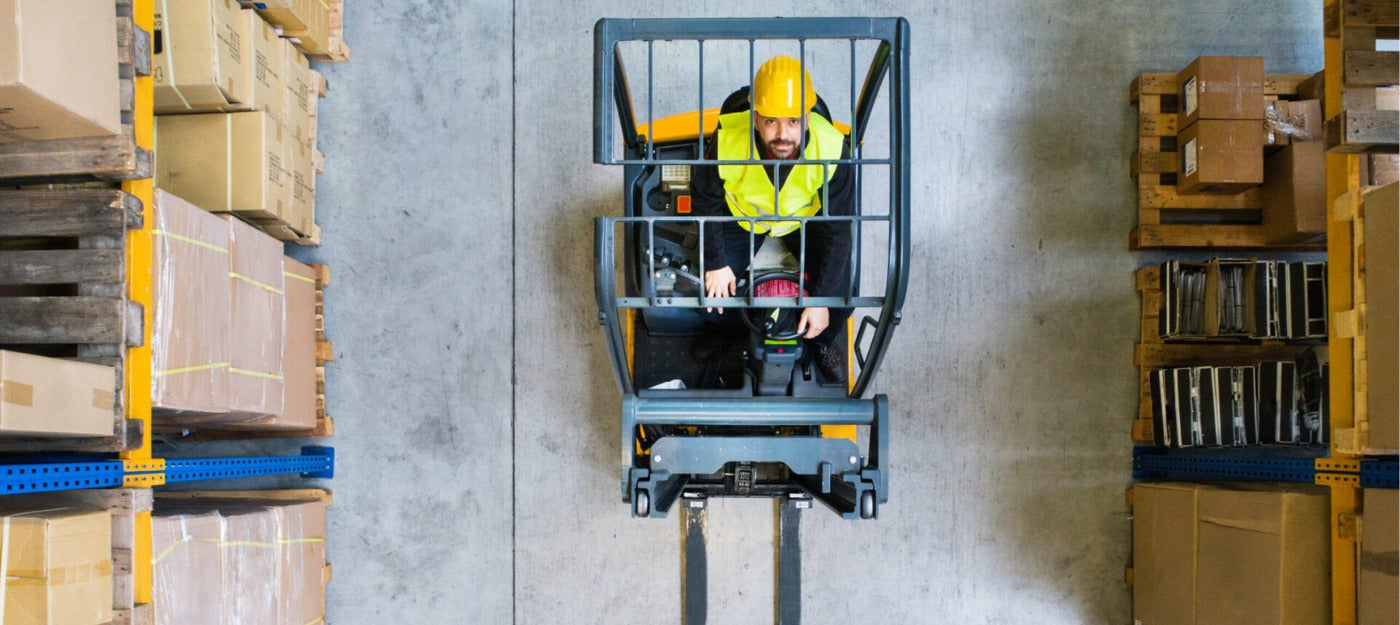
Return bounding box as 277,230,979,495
0,350,117,437
1177,119,1264,195
1177,56,1264,129
151,189,232,418
0,0,121,142
0,507,112,625
153,0,254,112
155,110,293,221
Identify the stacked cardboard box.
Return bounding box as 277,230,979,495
1360,488,1398,625
153,0,319,241
0,508,112,625
0,0,121,142
149,189,318,431
238,0,332,58
1133,482,1330,625
0,350,117,437
1170,56,1328,243
1364,184,1398,454
153,496,327,625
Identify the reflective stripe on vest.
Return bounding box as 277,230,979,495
716,111,844,237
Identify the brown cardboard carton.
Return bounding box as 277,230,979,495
222,217,285,422
0,0,121,142
156,110,293,219
220,507,278,625
151,189,232,417
276,500,326,625
1365,183,1399,453
153,0,253,112
1262,142,1327,244
1133,483,1208,625
255,0,331,56
221,258,315,431
1194,484,1329,625
1177,56,1265,128
1177,120,1264,195
283,45,313,144
152,511,223,625
250,15,286,126
0,350,116,437
1359,488,1398,625
288,138,316,236
0,508,112,625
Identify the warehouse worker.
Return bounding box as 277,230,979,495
692,55,855,384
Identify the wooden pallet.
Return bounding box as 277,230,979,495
1324,0,1399,154
0,189,147,452
176,264,334,441
3,489,155,625
1331,184,1398,454
1129,72,1327,250
0,2,151,184
1131,265,1317,443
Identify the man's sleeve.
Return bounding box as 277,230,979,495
809,138,854,297
691,137,731,274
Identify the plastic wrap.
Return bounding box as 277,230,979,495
222,217,286,422
150,189,232,418
276,500,327,625
152,511,222,625
0,507,112,625
219,506,279,625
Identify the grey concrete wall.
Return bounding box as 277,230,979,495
281,1,1324,623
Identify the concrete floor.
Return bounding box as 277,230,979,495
254,1,1323,623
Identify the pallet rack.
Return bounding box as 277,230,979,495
0,2,345,622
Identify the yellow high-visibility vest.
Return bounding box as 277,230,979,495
716,110,844,237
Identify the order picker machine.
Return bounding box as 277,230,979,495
593,18,910,523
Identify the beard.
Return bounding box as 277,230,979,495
764,138,799,160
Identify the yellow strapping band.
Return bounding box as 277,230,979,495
304,617,325,625
222,540,277,549
156,362,231,377
151,535,190,566
230,272,285,295
280,537,325,544
151,229,229,254
229,368,285,381
285,271,317,284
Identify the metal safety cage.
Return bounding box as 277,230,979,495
592,17,912,399
592,18,910,520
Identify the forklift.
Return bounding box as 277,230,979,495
593,17,910,524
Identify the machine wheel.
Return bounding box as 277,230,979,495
634,491,651,518
859,490,876,519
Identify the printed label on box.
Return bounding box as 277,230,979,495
1183,138,1197,176
1183,77,1197,116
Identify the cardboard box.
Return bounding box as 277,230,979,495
288,138,316,236
1133,482,1207,625
152,511,223,625
1262,142,1327,244
254,0,331,56
1195,485,1329,625
1177,119,1264,194
223,217,285,422
1366,154,1399,187
156,110,293,219
277,499,326,625
153,0,253,112
1365,183,1399,453
1177,56,1265,128
151,189,232,417
1360,488,1399,625
250,15,286,126
0,508,112,625
0,0,121,142
220,507,278,625
283,45,313,144
222,258,315,431
0,350,116,437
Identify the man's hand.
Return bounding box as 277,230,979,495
704,267,737,313
798,307,829,339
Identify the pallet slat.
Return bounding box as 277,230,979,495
1326,109,1400,153
0,190,142,237
0,296,140,346
0,249,126,286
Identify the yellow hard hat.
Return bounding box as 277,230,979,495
752,56,816,119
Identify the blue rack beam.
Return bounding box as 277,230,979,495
1360,460,1399,489
162,447,334,484
0,461,125,495
1132,447,1318,483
